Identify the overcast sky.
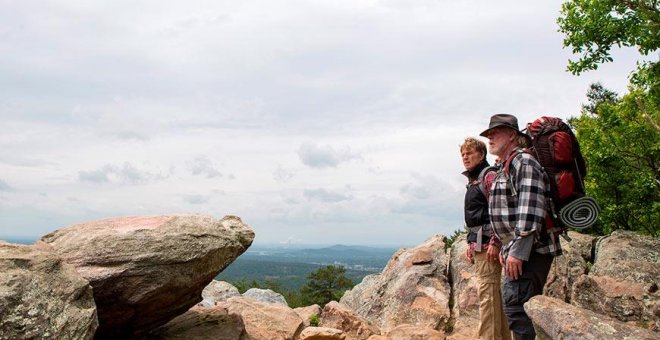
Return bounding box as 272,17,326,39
0,1,641,247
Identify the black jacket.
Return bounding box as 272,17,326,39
462,160,491,243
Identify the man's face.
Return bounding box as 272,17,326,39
487,127,516,158
460,147,483,172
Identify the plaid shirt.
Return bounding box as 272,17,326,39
489,148,562,260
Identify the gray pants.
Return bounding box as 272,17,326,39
502,252,553,340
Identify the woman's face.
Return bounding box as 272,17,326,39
461,147,483,172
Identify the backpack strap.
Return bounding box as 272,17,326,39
477,165,498,199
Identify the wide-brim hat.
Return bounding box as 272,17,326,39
479,113,527,137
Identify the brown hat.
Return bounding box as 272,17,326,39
479,113,526,137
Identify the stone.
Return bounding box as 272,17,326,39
0,241,97,340
243,288,288,305
384,323,445,340
571,231,659,330
320,301,380,340
148,305,246,340
446,233,479,340
525,295,658,339
217,296,304,340
200,280,241,306
299,326,346,340
294,304,322,327
40,214,254,339
340,235,451,331
543,231,595,302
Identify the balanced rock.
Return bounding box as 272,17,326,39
340,235,451,331
201,280,241,306
525,295,658,339
243,288,288,305
217,296,304,340
320,301,379,340
571,230,659,330
148,305,246,340
40,214,254,339
0,241,97,340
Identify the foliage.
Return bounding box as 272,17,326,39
300,265,354,307
569,82,659,236
557,0,659,75
445,228,465,249
309,314,320,327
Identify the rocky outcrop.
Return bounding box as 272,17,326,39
40,214,254,339
525,295,658,339
299,326,346,340
148,305,247,340
446,234,479,339
216,296,304,339
320,301,380,340
383,323,445,339
0,242,98,340
243,288,288,305
201,280,241,306
294,304,322,327
340,235,451,331
571,231,659,330
543,231,595,302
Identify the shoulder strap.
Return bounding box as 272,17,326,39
477,165,498,198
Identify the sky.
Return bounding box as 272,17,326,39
0,1,643,247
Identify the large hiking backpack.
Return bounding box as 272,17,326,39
524,116,599,231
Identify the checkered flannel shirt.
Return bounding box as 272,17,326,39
489,148,562,260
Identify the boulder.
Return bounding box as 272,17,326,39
299,326,346,340
0,241,97,340
147,305,246,340
446,233,479,339
320,301,379,340
243,288,288,305
217,296,304,340
294,304,322,327
340,235,451,331
40,214,254,339
384,323,445,340
543,231,595,302
525,295,658,339
571,231,659,330
200,280,241,306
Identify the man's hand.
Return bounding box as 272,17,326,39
486,244,499,263
505,255,523,280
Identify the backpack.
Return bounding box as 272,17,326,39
521,116,599,232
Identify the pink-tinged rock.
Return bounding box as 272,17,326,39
40,214,254,339
294,304,322,327
543,231,595,302
446,233,479,339
320,301,380,340
217,296,304,340
340,235,451,331
525,295,658,339
299,326,346,340
0,241,98,340
384,323,445,340
147,305,246,340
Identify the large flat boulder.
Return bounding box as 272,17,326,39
0,241,97,339
40,214,254,339
525,295,658,339
340,235,451,331
571,231,659,330
147,305,246,340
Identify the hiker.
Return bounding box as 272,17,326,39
460,137,511,340
480,114,562,340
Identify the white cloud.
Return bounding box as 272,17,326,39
297,142,362,169
0,179,11,191
78,163,164,185
303,188,353,203
189,156,222,178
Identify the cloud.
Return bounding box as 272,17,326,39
297,142,362,169
273,164,294,182
303,188,353,203
183,194,210,205
189,156,222,178
78,163,161,184
0,179,11,191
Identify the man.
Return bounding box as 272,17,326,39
480,114,561,340
460,137,510,340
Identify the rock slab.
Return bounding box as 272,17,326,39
40,214,254,339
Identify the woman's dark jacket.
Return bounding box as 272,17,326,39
462,159,491,244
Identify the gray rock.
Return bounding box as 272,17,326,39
543,231,595,302
201,280,241,306
40,214,254,339
0,241,97,340
243,288,288,305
